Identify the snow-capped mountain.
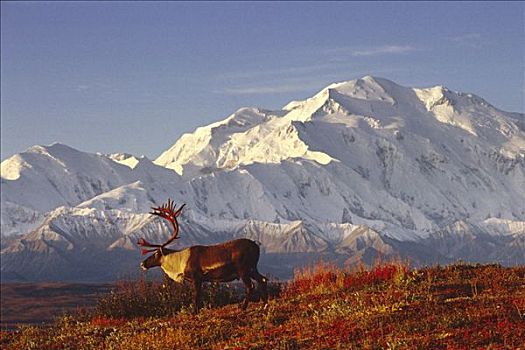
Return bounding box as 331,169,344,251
2,76,524,281
0,143,181,236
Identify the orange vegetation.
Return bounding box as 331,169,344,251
1,260,524,349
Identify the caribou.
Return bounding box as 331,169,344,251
138,199,268,313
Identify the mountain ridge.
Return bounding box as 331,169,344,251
2,76,524,281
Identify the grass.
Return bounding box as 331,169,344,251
1,260,524,349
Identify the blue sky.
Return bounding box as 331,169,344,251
1,1,523,160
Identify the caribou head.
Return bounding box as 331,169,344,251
139,199,185,271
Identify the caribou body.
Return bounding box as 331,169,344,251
138,200,268,313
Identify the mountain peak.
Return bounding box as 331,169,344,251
0,143,82,181
108,153,142,169
154,76,525,175
28,142,78,154
283,76,395,111
325,76,397,104
154,107,273,174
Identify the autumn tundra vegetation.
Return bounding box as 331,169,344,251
1,259,524,350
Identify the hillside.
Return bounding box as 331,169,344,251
2,262,524,349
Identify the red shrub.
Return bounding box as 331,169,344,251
90,315,128,327
284,260,342,296
285,258,410,297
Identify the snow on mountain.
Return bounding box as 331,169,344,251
0,202,45,237
1,76,524,281
152,75,525,231
154,107,276,175
108,153,141,169
1,206,164,281
1,143,180,237
1,143,133,212
481,218,525,236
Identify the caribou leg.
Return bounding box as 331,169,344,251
251,269,269,307
240,275,255,310
192,278,202,314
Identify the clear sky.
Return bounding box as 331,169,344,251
1,1,524,160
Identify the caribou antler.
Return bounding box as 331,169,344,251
150,199,185,247
137,199,185,254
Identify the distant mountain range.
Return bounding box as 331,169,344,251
2,76,524,282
